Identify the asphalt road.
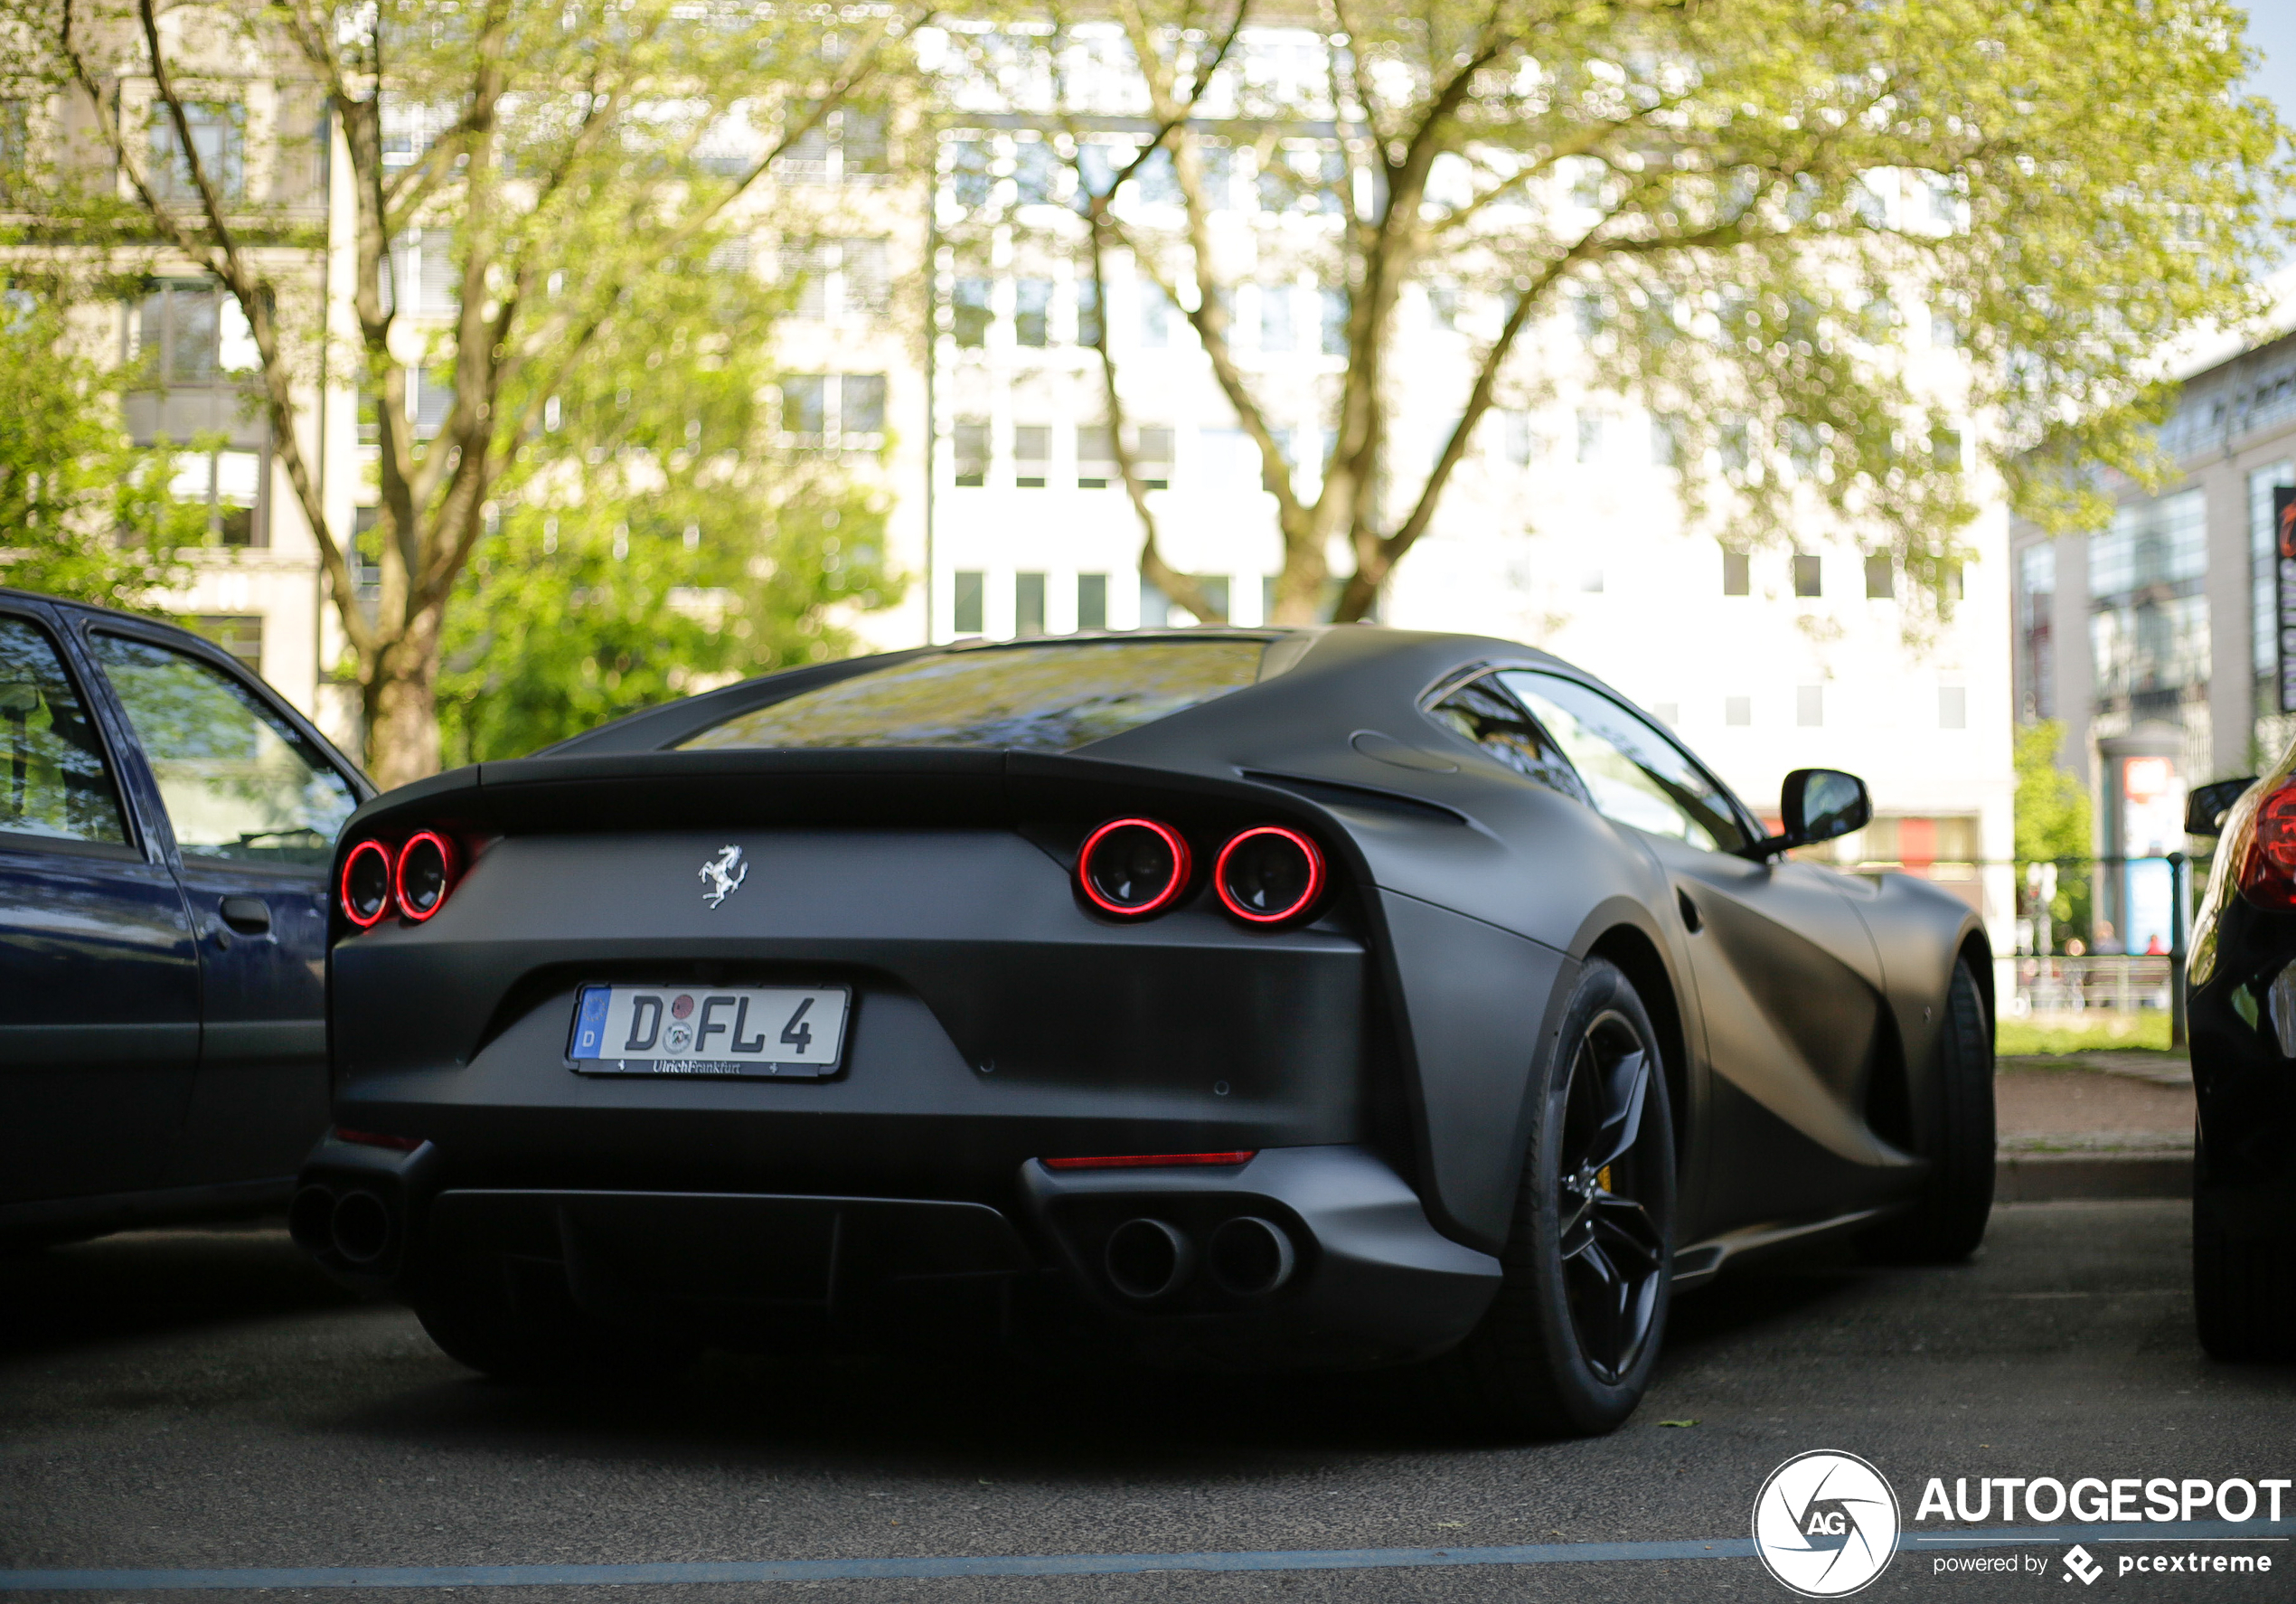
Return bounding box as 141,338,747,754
4,1201,2294,1601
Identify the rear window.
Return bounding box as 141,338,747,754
678,638,1272,753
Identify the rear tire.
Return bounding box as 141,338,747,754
415,1260,698,1384
1454,958,1675,1438
1863,958,1994,1263
2194,1130,2296,1361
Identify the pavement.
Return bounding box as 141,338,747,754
1996,1052,2194,1202
4,1197,2293,1601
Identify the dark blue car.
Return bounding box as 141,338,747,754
0,588,372,1246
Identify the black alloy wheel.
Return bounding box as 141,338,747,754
1456,958,1675,1437
1554,1007,1670,1384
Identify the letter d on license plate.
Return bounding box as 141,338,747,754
569,984,850,1078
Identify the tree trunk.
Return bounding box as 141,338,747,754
364,608,445,788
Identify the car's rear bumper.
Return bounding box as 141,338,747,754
293,1139,1501,1368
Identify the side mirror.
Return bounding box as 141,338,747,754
1745,769,1871,858
2186,777,2256,838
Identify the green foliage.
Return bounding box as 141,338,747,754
0,295,200,609
2014,719,2093,944
978,0,2291,624
434,261,902,764
1996,1014,2172,1058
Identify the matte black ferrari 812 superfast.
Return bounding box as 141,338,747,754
296,627,1993,1432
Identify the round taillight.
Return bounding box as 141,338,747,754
2242,787,2296,909
394,831,458,922
1214,826,1325,925
340,839,393,929
1077,817,1190,917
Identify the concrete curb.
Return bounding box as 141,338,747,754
1997,1151,2191,1202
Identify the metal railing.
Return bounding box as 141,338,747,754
2000,853,2203,1046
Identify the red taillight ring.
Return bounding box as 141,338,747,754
1077,816,1191,917
1214,826,1325,925
339,838,393,929
393,830,459,923
2239,786,2296,910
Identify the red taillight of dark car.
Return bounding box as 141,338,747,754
1040,1151,1257,1171
339,838,394,928
394,831,459,922
2240,786,2296,910
1214,826,1325,926
1077,817,1191,917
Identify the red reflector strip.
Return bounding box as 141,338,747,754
1040,1151,1256,1171
333,1128,423,1153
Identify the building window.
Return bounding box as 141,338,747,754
1012,138,1057,205
841,375,885,436
1077,573,1107,631
776,106,887,186
947,138,992,208
780,375,824,437
1077,280,1103,348
169,447,264,546
1015,573,1046,637
1650,414,1680,467
953,420,988,487
148,101,245,203
1722,550,1750,596
135,280,256,386
1173,576,1228,627
1576,410,1604,464
1141,281,1173,349
1726,695,1751,726
1580,569,1604,594
1136,426,1174,489
1793,554,1821,597
1013,425,1049,487
2018,541,2056,721
2250,462,2294,682
1651,703,1680,727
1322,288,1349,355
1865,552,1895,599
1797,684,1822,727
2090,487,2208,722
953,571,984,635
1939,686,1967,730
1014,278,1051,348
1260,283,1294,352
782,238,889,322
778,374,884,447
1077,425,1115,488
192,615,264,674
952,278,991,348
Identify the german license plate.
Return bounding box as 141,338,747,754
568,985,850,1079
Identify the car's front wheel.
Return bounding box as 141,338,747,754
1862,958,1994,1263
1455,958,1675,1437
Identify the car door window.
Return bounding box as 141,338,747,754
91,634,355,865
0,616,129,847
1501,671,1747,853
1426,674,1589,803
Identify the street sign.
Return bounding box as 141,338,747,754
2278,485,2296,712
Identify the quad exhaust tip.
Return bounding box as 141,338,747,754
1207,1215,1296,1297
287,1185,335,1254
1104,1217,1194,1300
328,1189,394,1265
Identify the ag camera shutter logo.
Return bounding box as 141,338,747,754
1752,1450,1901,1598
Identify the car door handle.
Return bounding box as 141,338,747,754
219,896,272,935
